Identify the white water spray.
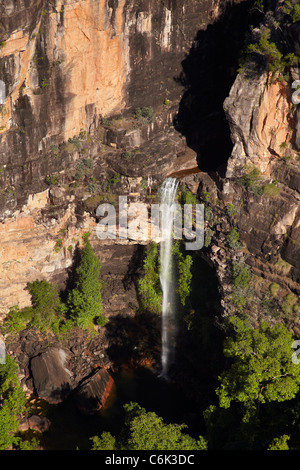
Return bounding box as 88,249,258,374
159,177,179,378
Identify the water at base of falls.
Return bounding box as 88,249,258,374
159,177,179,379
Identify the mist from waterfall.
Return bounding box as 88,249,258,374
159,177,179,379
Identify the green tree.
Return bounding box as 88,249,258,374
27,279,65,332
172,242,193,307
138,242,162,315
246,28,298,79
216,317,300,409
0,356,26,450
90,432,116,450
67,239,105,328
121,402,207,450
268,435,290,450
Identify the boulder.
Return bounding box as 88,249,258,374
19,415,51,433
74,368,114,415
30,348,72,404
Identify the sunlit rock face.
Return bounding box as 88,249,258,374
224,70,295,178
0,0,226,313
0,0,215,203
223,66,300,287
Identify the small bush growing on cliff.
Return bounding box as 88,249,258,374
245,27,299,80
236,165,261,190
226,203,238,219
0,305,33,335
134,107,155,123
74,158,93,180
227,227,241,250
138,242,162,315
230,260,253,312
269,282,280,298
172,241,193,307
67,239,106,329
262,182,280,197
281,292,298,317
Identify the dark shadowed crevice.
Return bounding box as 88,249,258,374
174,0,263,175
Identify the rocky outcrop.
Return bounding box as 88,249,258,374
224,69,296,178
74,368,114,415
193,15,300,331
222,65,300,282
0,0,218,215
19,415,51,433
30,347,72,403
0,0,231,315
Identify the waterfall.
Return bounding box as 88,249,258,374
159,177,179,378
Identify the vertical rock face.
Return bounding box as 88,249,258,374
223,65,300,286
224,70,295,177
0,0,216,202
195,11,300,328
0,0,229,313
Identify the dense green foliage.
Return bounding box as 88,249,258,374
247,27,298,78
216,317,300,408
268,435,290,450
67,239,106,328
172,242,193,307
1,281,66,335
239,0,300,81
91,402,207,451
138,241,194,314
1,240,106,337
0,356,26,449
90,431,116,450
27,280,66,333
0,240,108,449
204,316,300,450
138,242,162,314
1,305,33,335
282,1,300,22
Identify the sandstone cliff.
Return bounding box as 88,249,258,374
0,0,299,333
0,0,228,314
193,4,300,332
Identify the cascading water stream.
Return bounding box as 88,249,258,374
159,177,179,379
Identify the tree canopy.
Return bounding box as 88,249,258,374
91,402,207,451
67,239,106,328
216,317,300,409
0,356,26,450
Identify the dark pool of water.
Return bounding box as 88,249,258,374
40,366,197,450
40,253,222,450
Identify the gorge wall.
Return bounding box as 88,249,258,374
0,0,299,339
0,0,227,314
0,0,218,210
193,4,300,332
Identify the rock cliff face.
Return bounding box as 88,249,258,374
0,0,216,211
0,0,299,335
0,0,228,314
194,12,300,332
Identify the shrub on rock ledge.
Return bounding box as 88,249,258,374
67,239,106,329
